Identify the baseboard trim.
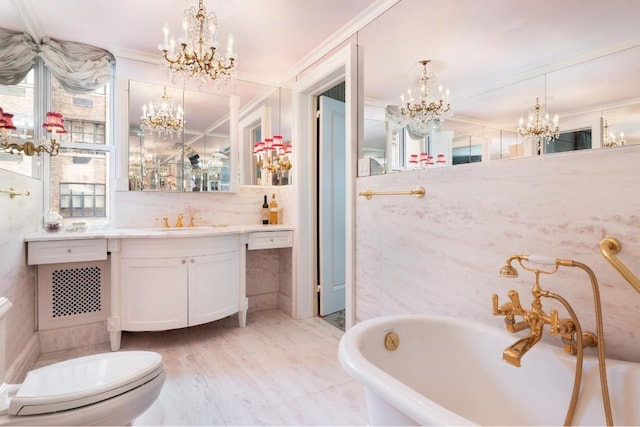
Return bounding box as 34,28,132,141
6,333,39,383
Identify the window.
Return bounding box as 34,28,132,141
48,74,112,223
66,119,106,145
59,182,106,217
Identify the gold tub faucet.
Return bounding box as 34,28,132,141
493,253,612,426
175,213,184,227
492,256,597,367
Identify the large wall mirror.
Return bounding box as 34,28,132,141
128,81,232,192
128,78,291,191
357,0,640,176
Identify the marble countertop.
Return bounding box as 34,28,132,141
24,224,294,242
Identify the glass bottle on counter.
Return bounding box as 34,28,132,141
262,194,269,225
269,193,279,225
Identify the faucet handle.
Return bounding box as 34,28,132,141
188,216,202,227
492,294,502,315
492,294,513,316
507,289,524,313
155,217,170,228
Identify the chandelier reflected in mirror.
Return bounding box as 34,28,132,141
140,86,184,138
158,0,237,87
602,119,625,147
400,60,451,132
517,97,560,151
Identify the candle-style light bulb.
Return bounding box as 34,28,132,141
182,18,189,40
227,34,234,57
163,22,170,47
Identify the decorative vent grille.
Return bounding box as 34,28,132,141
37,260,110,331
51,267,102,317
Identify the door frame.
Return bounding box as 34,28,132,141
291,43,359,329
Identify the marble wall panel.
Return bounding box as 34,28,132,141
355,146,640,363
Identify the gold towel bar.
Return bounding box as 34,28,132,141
0,188,30,199
358,187,425,200
600,237,640,293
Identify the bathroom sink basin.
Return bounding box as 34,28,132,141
160,225,228,231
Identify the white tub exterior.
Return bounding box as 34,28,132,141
338,314,640,426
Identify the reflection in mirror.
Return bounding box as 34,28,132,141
0,69,38,178
357,0,640,176
239,86,293,186
128,80,231,192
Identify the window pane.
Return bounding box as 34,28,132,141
50,148,108,219
51,76,108,146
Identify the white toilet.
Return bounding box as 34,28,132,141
0,298,165,425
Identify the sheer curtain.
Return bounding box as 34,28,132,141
0,28,114,93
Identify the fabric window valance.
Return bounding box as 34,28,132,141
0,28,115,94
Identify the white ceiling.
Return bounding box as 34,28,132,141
2,0,640,145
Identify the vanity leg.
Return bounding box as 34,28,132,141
109,330,122,351
238,309,247,327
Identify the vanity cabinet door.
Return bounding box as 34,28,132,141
188,251,240,326
120,257,188,331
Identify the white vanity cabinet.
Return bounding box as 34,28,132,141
25,226,294,352
113,234,245,349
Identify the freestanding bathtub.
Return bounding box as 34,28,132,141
338,314,640,426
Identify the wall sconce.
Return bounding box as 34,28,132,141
253,135,293,186
0,108,66,156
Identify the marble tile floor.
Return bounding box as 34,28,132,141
32,310,369,426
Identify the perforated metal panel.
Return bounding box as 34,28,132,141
37,259,110,330
51,267,102,317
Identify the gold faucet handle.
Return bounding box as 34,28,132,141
155,217,170,228
492,294,501,315
507,289,524,313
492,293,514,316
188,216,202,227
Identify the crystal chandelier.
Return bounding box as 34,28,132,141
159,0,237,87
140,86,184,138
517,97,560,149
400,60,451,131
602,119,625,147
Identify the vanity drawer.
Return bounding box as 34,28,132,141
28,239,107,265
248,231,293,250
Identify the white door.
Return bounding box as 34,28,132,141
319,95,346,316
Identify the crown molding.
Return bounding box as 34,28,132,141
279,0,400,86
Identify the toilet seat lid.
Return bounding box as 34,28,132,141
10,351,163,416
